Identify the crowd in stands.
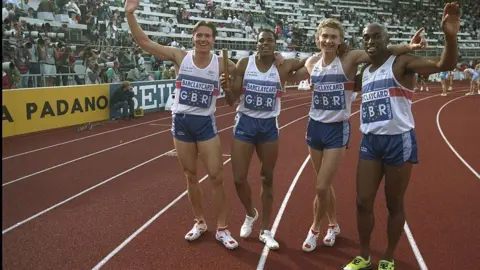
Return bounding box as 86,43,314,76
2,0,480,89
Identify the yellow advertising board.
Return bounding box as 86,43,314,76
2,85,110,138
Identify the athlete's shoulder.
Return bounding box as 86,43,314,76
306,55,320,66
237,56,250,68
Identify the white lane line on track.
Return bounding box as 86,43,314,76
148,123,172,127
404,222,428,270
2,101,311,187
256,155,310,270
91,112,312,270
436,94,480,179
255,93,447,270
1,101,312,235
2,94,313,161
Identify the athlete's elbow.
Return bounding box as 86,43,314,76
436,61,456,72
136,39,151,51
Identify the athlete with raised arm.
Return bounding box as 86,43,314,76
125,0,239,249
220,29,308,250
343,2,460,269
287,19,426,252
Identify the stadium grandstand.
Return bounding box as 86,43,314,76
2,0,479,89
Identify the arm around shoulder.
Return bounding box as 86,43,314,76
285,55,318,83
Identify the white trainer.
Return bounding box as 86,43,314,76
216,227,239,250
323,224,340,247
240,208,258,238
185,220,208,241
302,229,319,252
259,230,279,250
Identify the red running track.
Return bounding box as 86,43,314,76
2,85,479,270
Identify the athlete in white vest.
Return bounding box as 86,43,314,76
287,19,425,254
343,3,460,269
125,0,239,249
220,29,308,250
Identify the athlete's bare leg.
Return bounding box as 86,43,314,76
440,79,447,96
231,138,256,218
382,162,413,261
355,159,384,260
174,138,205,223
255,139,279,232
326,185,338,225
448,72,453,91
310,147,344,231
197,135,228,228
299,145,345,251
421,77,429,91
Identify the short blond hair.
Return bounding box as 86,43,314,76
315,18,349,56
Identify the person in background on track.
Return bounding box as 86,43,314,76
343,3,460,270
439,71,451,96
415,74,429,92
125,0,239,250
464,68,480,95
286,18,426,253
447,70,454,92
110,81,135,120
219,29,309,250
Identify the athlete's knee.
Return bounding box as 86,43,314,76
356,195,375,214
207,170,223,188
233,167,248,185
260,168,274,188
315,184,330,201
183,168,198,185
386,196,405,215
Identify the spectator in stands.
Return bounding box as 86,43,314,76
2,55,21,89
126,65,150,81
85,56,101,84
99,45,115,63
15,37,31,88
56,44,81,86
151,65,164,80
38,37,57,87
106,61,121,83
2,3,16,21
37,0,57,13
106,20,118,46
18,0,32,14
110,81,135,120
161,65,175,79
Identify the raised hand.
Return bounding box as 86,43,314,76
441,1,461,37
409,27,428,51
125,0,140,13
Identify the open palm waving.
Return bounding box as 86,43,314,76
441,2,461,36
125,0,139,13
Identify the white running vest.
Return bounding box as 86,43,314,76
309,56,355,123
236,55,283,118
171,51,220,116
360,55,415,135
